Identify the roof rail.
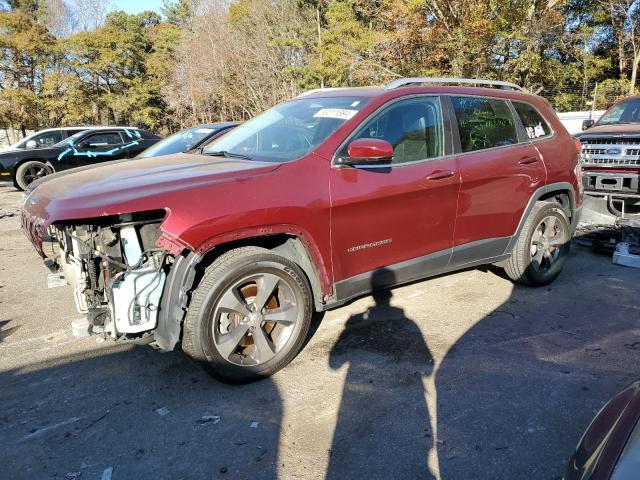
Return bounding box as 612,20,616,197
384,77,525,92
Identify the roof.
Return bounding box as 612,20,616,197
299,85,538,102
297,77,532,101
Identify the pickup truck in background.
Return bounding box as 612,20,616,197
578,96,640,226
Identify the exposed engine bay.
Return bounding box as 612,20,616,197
49,211,170,339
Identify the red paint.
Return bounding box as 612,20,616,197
21,86,582,297
347,138,394,159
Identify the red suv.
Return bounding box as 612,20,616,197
21,78,583,382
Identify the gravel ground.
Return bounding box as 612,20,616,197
1,182,639,480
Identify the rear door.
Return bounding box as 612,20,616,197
70,131,129,168
448,95,546,265
330,95,460,287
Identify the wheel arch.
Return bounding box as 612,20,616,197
13,158,56,175
503,182,577,256
154,230,330,352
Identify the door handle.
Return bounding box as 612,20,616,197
426,170,455,181
519,156,539,165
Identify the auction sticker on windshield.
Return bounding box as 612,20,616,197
313,108,358,120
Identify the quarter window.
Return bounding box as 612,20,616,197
342,97,444,164
25,131,63,148
451,97,518,152
513,102,552,139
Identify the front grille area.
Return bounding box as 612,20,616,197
580,138,640,168
582,138,640,145
584,157,640,166
582,148,607,155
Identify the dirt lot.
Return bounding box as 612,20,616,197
1,182,639,480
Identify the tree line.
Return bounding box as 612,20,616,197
1,0,640,138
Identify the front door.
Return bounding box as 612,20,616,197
330,96,460,291
70,131,130,168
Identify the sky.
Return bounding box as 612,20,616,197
111,0,165,14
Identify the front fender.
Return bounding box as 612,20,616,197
189,224,332,294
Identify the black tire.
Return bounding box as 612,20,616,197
15,161,52,190
182,246,313,383
504,201,571,286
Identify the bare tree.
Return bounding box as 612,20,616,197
164,0,311,125
41,0,78,37
71,0,113,31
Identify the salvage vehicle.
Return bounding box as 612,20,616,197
136,122,239,159
578,96,640,225
1,126,160,190
565,380,640,480
21,78,583,382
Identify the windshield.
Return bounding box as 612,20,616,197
203,97,370,162
52,130,89,147
598,98,640,125
137,125,223,158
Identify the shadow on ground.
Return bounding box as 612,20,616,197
1,245,639,479
322,245,640,479
0,346,282,480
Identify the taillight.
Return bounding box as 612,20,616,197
574,138,582,153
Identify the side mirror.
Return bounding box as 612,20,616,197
582,119,595,131
25,140,37,149
341,138,394,165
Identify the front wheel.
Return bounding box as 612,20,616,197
15,161,52,190
182,247,313,383
504,201,571,286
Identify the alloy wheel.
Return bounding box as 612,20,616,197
529,214,567,274
212,272,299,366
22,164,49,185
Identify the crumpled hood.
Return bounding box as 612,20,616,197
21,153,279,244
578,123,640,138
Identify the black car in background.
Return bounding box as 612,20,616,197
0,127,160,190
135,122,238,159
565,380,640,480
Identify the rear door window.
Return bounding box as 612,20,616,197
451,97,519,152
512,102,552,140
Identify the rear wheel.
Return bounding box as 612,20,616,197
182,246,313,383
504,201,571,286
15,161,52,190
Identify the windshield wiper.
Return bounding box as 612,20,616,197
204,150,254,161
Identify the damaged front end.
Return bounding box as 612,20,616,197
49,211,171,339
